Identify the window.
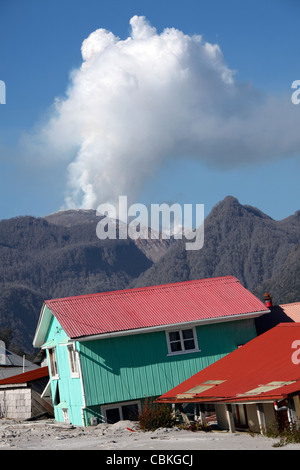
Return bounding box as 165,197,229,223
106,407,121,424
102,401,141,424
67,344,79,378
166,327,199,355
48,347,59,379
62,408,70,424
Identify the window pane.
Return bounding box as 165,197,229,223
49,349,54,376
68,346,74,372
169,331,180,342
182,329,194,340
71,353,76,373
53,350,58,375
122,404,139,421
106,408,121,424
184,339,195,350
170,341,182,352
68,345,78,375
49,348,58,377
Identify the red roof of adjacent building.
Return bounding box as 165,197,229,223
42,276,268,340
157,323,300,404
0,366,49,385
255,301,300,335
279,302,300,322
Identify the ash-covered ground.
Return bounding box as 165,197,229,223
0,418,300,450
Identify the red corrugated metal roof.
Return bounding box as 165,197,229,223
44,276,268,339
0,366,49,385
255,301,300,335
156,323,300,404
280,302,300,322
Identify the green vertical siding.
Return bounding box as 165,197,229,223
45,312,84,425
79,318,257,409
44,307,257,426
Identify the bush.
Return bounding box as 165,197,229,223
179,421,212,432
138,398,176,431
265,421,300,447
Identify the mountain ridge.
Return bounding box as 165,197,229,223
133,195,300,294
0,196,299,353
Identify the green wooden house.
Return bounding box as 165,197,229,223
32,276,269,426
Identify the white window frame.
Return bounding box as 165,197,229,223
67,343,80,378
48,347,59,379
166,327,200,356
101,400,141,423
62,408,69,424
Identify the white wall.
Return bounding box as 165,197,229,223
215,404,228,429
0,388,32,419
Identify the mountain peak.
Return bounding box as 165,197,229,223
208,196,243,219
209,196,271,221
43,209,98,227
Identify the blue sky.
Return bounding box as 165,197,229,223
0,0,299,222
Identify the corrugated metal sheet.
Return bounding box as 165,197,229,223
0,345,38,368
255,302,300,335
0,366,40,382
44,276,268,339
0,366,49,385
280,302,300,322
79,318,258,407
0,345,41,381
156,323,300,404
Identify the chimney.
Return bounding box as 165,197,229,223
264,293,273,308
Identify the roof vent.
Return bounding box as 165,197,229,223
264,293,273,308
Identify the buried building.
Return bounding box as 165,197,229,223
0,366,53,420
156,323,300,433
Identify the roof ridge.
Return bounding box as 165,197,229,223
35,275,268,346
45,275,238,304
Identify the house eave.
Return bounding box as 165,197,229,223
156,393,288,406
73,309,270,343
32,304,53,348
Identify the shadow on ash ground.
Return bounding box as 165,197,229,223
1,418,300,450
